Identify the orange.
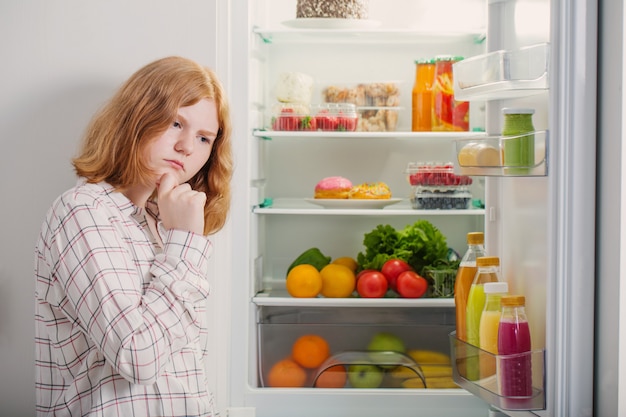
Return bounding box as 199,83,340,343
331,256,358,273
267,358,307,388
320,264,356,298
292,334,331,369
314,364,347,388
286,264,323,298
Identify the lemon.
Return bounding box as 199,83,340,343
320,264,356,298
331,256,358,273
286,264,323,298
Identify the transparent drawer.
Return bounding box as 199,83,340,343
449,333,546,411
454,130,548,177
257,306,457,389
453,43,550,101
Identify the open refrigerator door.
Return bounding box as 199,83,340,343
223,0,596,416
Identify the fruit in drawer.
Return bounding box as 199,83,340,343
406,350,451,365
356,270,388,298
313,364,348,388
286,264,323,298
319,264,356,298
347,364,384,388
292,334,331,369
367,332,406,367
287,247,331,274
267,358,307,388
381,258,414,291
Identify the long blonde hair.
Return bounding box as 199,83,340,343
73,56,233,235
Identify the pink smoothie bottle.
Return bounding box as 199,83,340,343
497,295,532,397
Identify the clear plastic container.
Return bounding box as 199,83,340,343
322,82,401,107
270,103,358,132
357,106,400,132
406,162,473,188
410,188,472,210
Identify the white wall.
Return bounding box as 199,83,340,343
0,1,229,415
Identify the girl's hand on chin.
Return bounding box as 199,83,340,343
157,173,206,235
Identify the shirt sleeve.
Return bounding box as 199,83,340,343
48,196,212,385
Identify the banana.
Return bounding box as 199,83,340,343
402,376,459,389
406,349,451,365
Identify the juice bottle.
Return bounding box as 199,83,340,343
479,281,508,380
465,256,500,380
498,295,532,399
412,59,435,131
454,232,486,341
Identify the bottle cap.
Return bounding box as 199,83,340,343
467,232,484,244
484,282,508,294
502,108,535,115
476,256,499,267
501,295,526,306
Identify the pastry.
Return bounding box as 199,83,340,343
314,176,353,199
349,182,391,199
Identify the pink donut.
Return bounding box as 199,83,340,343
314,176,353,199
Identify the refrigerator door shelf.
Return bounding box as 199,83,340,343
454,130,549,177
449,333,546,411
453,43,550,101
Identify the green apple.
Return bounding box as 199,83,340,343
348,364,384,388
367,332,406,368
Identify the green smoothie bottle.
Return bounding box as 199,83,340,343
502,108,535,175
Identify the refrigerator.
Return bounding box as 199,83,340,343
222,0,597,416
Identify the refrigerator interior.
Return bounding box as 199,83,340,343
224,0,594,416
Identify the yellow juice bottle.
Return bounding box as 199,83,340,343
479,282,509,381
465,256,500,381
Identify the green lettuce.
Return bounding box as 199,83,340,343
356,220,449,274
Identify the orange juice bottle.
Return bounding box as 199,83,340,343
454,232,486,341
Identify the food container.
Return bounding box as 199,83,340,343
410,188,472,210
357,107,400,132
405,162,473,189
423,266,457,298
322,82,401,107
271,103,358,132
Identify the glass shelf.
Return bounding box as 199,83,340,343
449,333,546,411
253,290,455,308
253,129,485,140
453,43,550,101
253,27,486,45
453,131,548,177
253,198,486,216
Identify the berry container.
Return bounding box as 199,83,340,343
270,103,358,132
406,162,473,189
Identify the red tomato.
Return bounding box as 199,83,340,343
381,259,413,291
396,271,428,298
356,271,388,298
356,269,378,283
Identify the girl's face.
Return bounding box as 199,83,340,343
145,98,219,186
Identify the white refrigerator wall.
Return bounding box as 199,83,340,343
0,2,234,415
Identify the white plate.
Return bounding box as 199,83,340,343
305,198,402,209
282,18,382,30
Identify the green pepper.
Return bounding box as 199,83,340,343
286,247,331,276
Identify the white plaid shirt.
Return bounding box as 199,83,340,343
35,180,215,416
